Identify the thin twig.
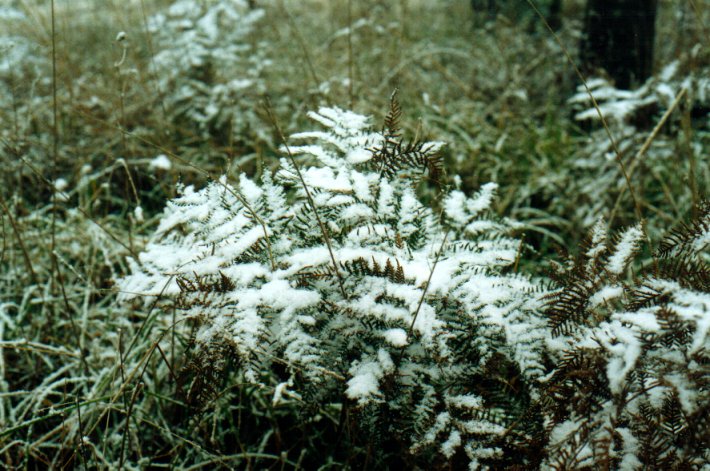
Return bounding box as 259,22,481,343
156,343,184,398
116,158,141,208
50,0,60,318
51,256,86,373
118,383,143,470
74,397,89,470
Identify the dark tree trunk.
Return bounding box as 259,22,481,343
471,0,497,22
547,0,562,30
580,0,658,89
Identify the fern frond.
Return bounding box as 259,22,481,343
118,103,547,469
657,200,709,258
383,89,402,140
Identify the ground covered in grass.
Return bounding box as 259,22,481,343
0,0,708,469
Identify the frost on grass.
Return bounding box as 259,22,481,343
118,104,548,468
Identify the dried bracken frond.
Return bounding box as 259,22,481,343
148,0,267,138
541,210,710,468
369,92,445,183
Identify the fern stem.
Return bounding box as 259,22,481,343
263,98,348,300
409,231,448,334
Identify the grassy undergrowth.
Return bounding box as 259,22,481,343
0,0,707,469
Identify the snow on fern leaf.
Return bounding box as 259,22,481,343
606,223,643,275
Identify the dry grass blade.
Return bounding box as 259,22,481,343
0,193,38,285
609,87,688,225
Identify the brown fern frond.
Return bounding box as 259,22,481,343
336,256,412,284
368,92,444,183
294,265,335,288
383,89,402,139
371,139,443,179
544,277,602,336
657,253,710,291
175,271,236,298
657,199,709,258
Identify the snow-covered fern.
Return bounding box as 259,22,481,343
567,55,709,228
542,207,710,468
118,101,548,468
0,7,49,143
148,0,267,138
